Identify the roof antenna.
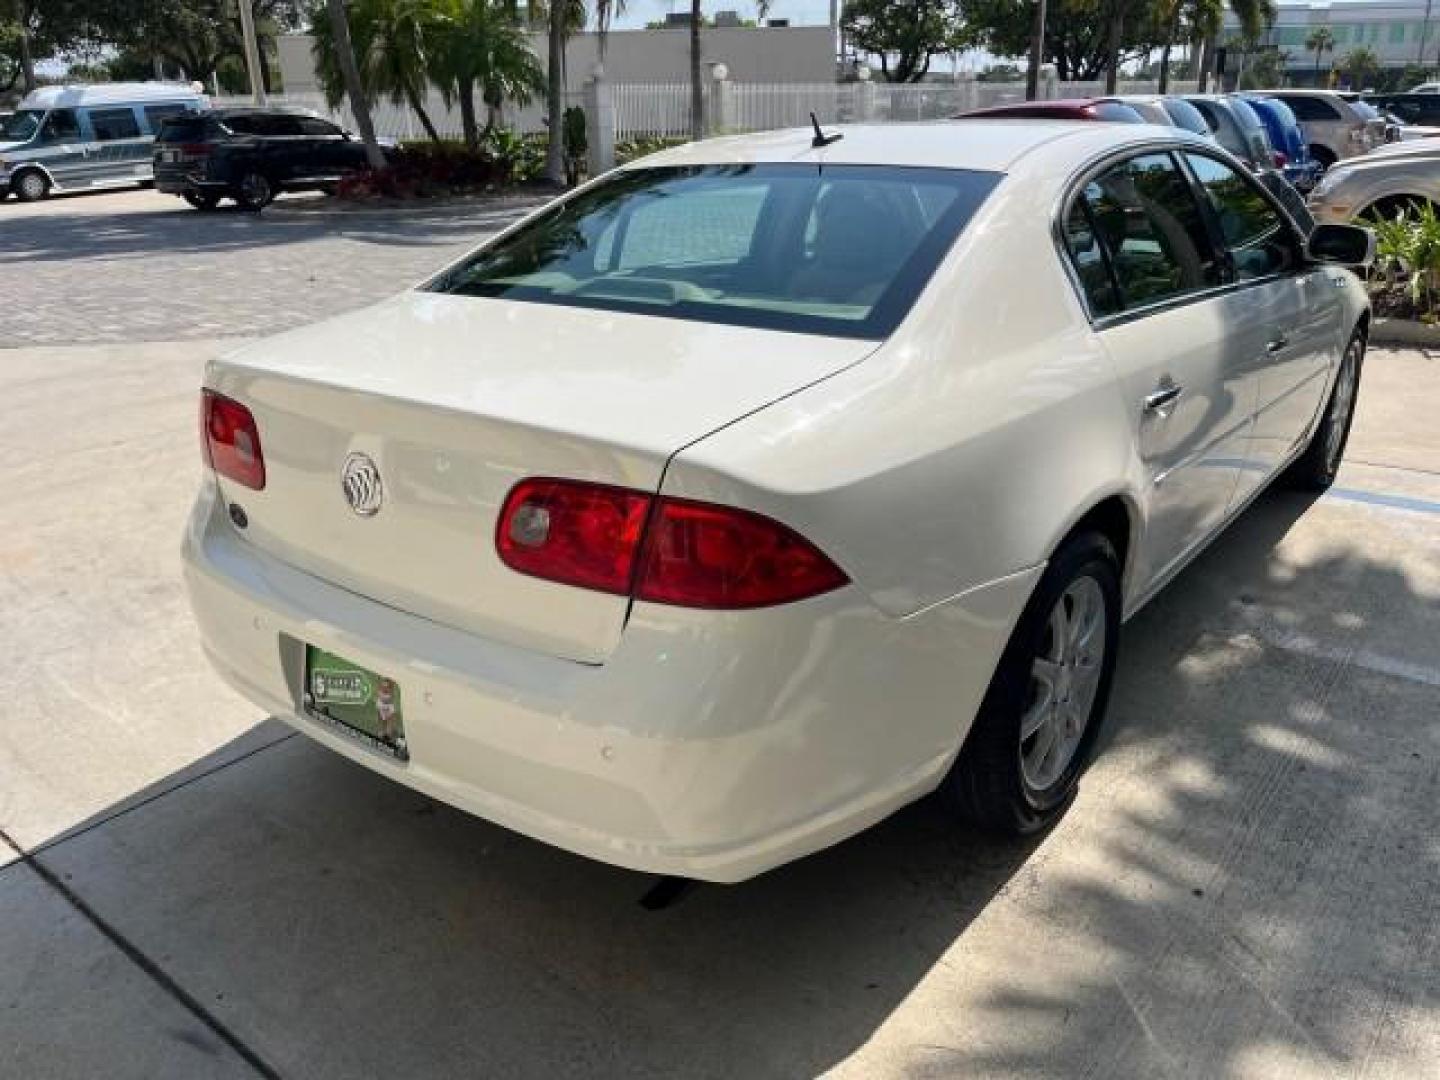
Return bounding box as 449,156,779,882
810,111,843,148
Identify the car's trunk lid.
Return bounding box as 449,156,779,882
206,292,875,663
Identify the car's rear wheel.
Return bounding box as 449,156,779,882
183,191,221,211
12,169,49,202
1287,329,1365,491
234,172,275,211
944,530,1121,835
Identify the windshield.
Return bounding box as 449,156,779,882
428,164,1000,339
0,110,42,142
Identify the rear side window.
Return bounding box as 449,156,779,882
1184,154,1296,281
1281,96,1342,122
1065,153,1221,313
1161,99,1210,136
144,103,193,132
429,163,1001,339
90,107,141,141
156,116,213,143
298,116,344,137
1093,102,1145,123
1061,200,1122,316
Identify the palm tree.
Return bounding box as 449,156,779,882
325,0,386,170
312,0,444,143
1343,43,1375,88
1194,0,1273,92
686,1,769,140
1306,25,1335,83
541,0,623,185
433,0,543,149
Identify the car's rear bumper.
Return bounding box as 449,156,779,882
182,477,1037,882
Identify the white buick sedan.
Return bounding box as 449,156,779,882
185,121,1373,882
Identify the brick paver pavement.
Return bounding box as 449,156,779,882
0,188,538,347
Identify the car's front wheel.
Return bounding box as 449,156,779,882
12,169,49,202
234,172,275,211
945,530,1122,834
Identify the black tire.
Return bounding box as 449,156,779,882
944,531,1122,835
1286,329,1365,491
183,190,222,211
12,169,49,202
233,171,275,211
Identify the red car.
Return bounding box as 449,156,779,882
960,98,1147,123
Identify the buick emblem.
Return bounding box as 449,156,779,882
341,452,383,516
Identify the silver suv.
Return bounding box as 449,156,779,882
1267,90,1385,167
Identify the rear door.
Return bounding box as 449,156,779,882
295,115,358,177
1061,151,1253,591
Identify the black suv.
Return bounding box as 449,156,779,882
1367,94,1440,128
153,108,379,210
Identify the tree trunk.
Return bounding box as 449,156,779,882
325,0,386,170
405,87,441,142
1025,0,1048,100
1105,2,1123,94
1157,8,1180,94
16,0,35,95
1196,34,1214,93
458,78,480,150
690,0,705,139
545,1,565,185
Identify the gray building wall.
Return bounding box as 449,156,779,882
277,26,836,95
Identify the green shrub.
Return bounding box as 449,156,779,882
1369,203,1440,323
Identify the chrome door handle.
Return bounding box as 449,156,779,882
1143,384,1184,413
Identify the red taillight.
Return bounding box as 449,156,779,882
496,478,651,595
181,143,213,156
636,498,849,608
1273,150,1289,167
201,390,265,490
496,480,848,608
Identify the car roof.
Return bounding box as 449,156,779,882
213,107,326,120
1268,88,1341,98
630,120,1209,174
19,82,206,109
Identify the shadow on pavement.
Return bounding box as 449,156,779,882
11,487,1440,1078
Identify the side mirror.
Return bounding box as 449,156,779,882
1307,222,1376,268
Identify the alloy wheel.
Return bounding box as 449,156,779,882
1325,340,1361,474
1019,575,1108,792
16,172,47,200
239,173,272,208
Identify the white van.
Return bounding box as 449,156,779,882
0,82,209,202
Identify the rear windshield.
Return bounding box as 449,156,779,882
1093,102,1145,123
156,116,213,142
427,164,1000,339
1350,100,1382,120
1160,98,1210,136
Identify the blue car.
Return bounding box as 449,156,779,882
1243,95,1323,191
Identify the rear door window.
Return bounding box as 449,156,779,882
1061,199,1122,316
1066,153,1222,312
89,107,142,141
143,103,193,133
1282,96,1342,122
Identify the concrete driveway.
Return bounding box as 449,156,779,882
1,189,1437,1078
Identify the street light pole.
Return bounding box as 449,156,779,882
236,0,268,105
1026,0,1048,100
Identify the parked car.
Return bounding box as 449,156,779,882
1308,141,1440,223
0,81,206,202
1241,94,1322,191
1367,92,1440,132
1409,82,1440,93
960,98,1146,122
1108,95,1213,137
1186,95,1314,228
1265,90,1384,167
153,107,384,210
185,121,1373,883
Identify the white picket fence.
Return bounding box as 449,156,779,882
215,78,1201,145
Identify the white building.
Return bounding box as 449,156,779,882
1225,0,1440,79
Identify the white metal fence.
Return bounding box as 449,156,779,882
216,78,1201,144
